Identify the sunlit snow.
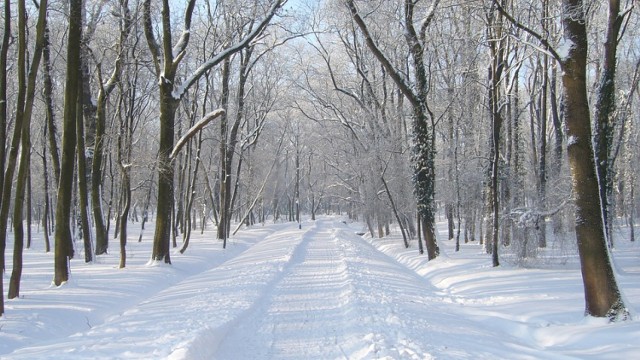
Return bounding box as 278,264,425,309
1,217,639,359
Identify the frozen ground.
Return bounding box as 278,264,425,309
1,216,639,359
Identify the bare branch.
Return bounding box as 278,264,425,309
169,109,225,161
174,0,284,100
492,0,562,64
346,0,420,108
171,0,197,68
143,0,161,74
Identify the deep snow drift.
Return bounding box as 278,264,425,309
1,216,639,359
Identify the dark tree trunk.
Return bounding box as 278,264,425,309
43,22,61,184
594,0,624,244
118,168,131,268
217,59,231,246
6,0,48,301
54,0,83,286
151,84,177,263
26,167,32,249
76,78,93,263
41,137,51,253
561,0,627,319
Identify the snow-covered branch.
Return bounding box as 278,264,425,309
169,109,225,161
172,0,284,100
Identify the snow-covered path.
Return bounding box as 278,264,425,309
3,217,640,359
214,220,355,358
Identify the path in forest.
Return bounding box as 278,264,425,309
206,218,547,359
215,220,436,359
7,218,556,359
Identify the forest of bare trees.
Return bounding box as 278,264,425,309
0,0,638,320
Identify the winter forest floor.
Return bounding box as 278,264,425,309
1,216,639,359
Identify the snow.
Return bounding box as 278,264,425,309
556,37,575,62
2,216,640,359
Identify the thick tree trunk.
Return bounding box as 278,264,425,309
92,89,110,255
0,0,10,202
561,0,627,319
54,0,83,285
151,85,177,263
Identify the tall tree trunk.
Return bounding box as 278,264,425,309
5,0,48,303
561,0,627,319
90,0,132,255
151,83,177,263
41,135,51,253
488,56,503,267
77,77,93,263
538,52,549,248
0,0,10,218
8,88,32,299
117,96,134,268
43,21,61,184
92,90,111,255
54,0,83,286
486,1,506,266
594,0,624,244
217,59,231,246
143,0,282,259
0,0,18,314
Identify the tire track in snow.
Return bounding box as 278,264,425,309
212,218,356,359
211,218,439,359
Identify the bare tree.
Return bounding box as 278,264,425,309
92,0,133,256
347,0,440,259
143,0,284,262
